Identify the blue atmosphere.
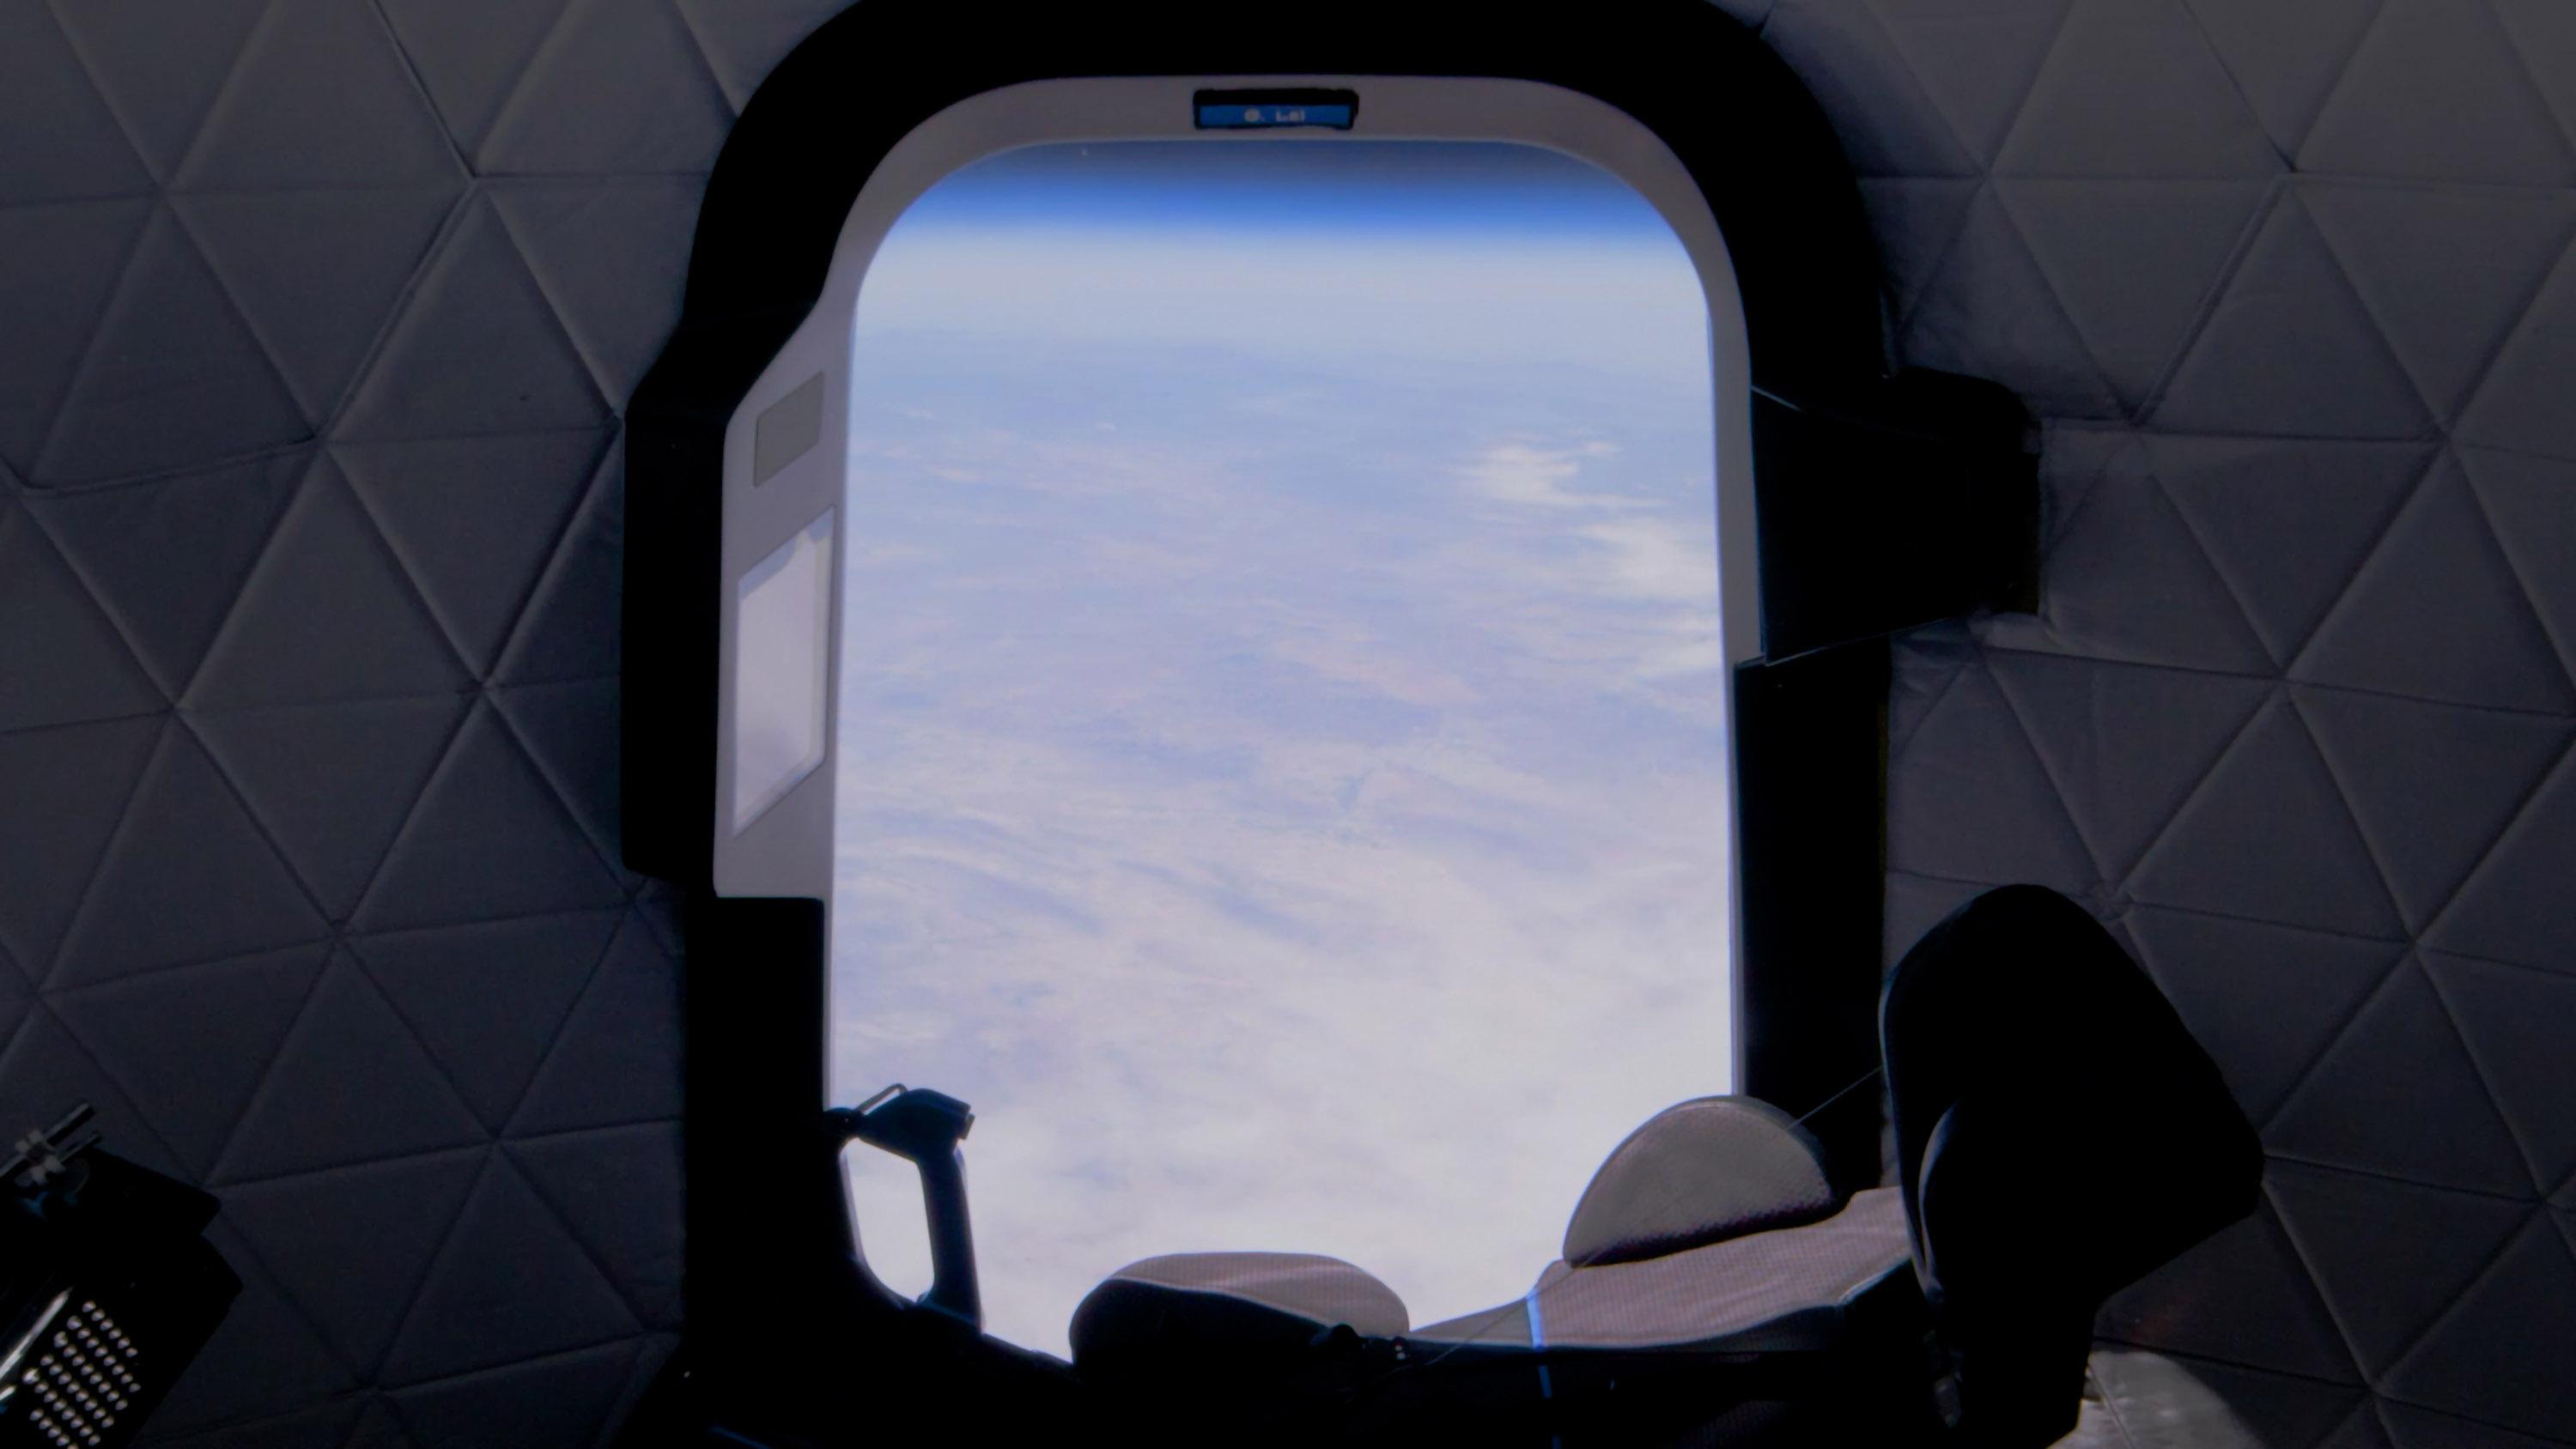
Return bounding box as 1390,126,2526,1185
876,140,1686,239
829,141,1732,1358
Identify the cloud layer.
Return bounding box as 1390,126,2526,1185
830,143,1730,1357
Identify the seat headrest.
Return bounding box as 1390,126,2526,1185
1560,1096,1839,1268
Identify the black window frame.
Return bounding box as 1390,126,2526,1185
620,3,2032,1439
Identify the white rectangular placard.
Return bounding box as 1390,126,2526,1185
731,509,835,834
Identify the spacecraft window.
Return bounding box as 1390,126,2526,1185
821,136,1736,1355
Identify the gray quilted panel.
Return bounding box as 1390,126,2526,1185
5,0,2573,1444
0,0,790,1440
1832,0,2576,1440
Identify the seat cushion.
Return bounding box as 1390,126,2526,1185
1560,1096,1840,1268
1070,1252,1408,1379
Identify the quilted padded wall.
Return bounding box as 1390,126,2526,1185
1777,0,2576,1443
0,0,862,1441
6,0,2573,1445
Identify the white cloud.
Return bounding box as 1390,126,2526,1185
829,423,1736,1355
829,202,1730,1357
831,706,1733,1352
1454,440,1635,511
1577,517,1721,603
1270,631,1481,709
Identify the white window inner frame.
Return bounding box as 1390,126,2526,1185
709,75,1762,1094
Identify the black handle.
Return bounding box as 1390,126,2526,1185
829,1086,981,1331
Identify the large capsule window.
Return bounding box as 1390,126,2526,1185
824,141,1735,1355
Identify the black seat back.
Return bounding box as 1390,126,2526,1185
1882,886,2262,1447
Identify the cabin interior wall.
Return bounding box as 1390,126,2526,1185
1,0,2571,1444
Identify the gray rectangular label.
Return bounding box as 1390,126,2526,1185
752,372,826,486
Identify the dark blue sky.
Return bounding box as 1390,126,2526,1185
896,139,1679,241
856,141,1711,380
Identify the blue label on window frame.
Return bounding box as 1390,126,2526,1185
1192,90,1360,130
1196,101,1357,130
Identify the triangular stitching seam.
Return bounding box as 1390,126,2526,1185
500,912,667,1139
2372,1209,2554,1397
39,717,180,991
33,0,185,189
486,191,647,415
1977,649,2123,884
2138,458,2278,666
2252,948,2417,1139
469,0,596,175
22,201,163,484
2251,1173,2376,1387
342,700,507,929
2470,0,2576,172
359,0,478,179
2452,446,2576,700
655,0,740,122
198,947,362,1185
485,676,635,895
467,191,617,419
2417,732,2576,958
2280,690,2419,936
351,907,625,1137
501,1135,664,1332
2458,229,2576,454
2122,176,2281,423
334,427,607,682
162,0,288,188
2114,684,2282,898
368,1148,507,1385
2168,0,2301,172
318,185,477,440
2415,955,2559,1198
489,433,623,686
1974,0,2090,179
2279,0,2398,164
1854,0,2055,174
2278,446,2445,682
